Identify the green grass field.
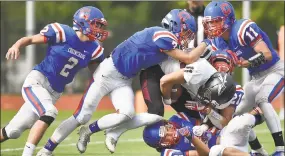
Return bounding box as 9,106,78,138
1,110,284,156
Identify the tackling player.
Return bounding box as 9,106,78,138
143,108,265,156
0,6,108,156
202,1,284,155
37,9,204,155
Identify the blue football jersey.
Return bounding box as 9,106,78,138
230,84,244,108
229,19,280,74
34,23,104,93
160,113,219,156
112,27,179,78
203,37,229,51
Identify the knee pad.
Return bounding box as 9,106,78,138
236,114,256,129
4,127,22,139
75,114,92,125
209,145,226,156
39,115,55,126
44,106,58,119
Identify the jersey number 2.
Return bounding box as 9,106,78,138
60,57,78,77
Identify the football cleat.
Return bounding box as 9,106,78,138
105,135,118,154
36,148,53,156
76,125,91,154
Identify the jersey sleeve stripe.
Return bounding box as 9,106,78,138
250,34,262,47
50,23,65,43
238,20,254,46
210,40,218,51
153,31,178,42
92,46,103,60
54,23,66,42
177,112,190,121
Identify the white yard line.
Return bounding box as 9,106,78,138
1,128,284,153
1,138,143,152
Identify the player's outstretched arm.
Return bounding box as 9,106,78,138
238,22,273,68
160,69,185,105
164,42,207,65
192,136,210,156
6,34,45,60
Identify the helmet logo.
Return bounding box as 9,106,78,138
220,3,231,17
79,8,91,20
204,88,212,101
178,11,191,22
217,74,227,96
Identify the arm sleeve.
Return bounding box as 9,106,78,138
153,31,179,51
90,44,105,63
237,20,263,47
40,23,67,44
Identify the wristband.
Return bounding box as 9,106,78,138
171,88,178,92
248,52,266,68
163,98,172,105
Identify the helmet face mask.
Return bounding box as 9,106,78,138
203,16,226,39
158,122,180,148
203,1,236,39
143,120,180,149
210,50,237,75
88,18,108,41
179,27,195,50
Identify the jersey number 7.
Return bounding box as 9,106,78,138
60,57,78,77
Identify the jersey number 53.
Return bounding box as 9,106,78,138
60,57,78,77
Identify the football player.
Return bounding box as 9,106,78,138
143,108,265,156
37,9,202,155
1,6,108,156
203,1,284,155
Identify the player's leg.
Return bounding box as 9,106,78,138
220,113,262,153
210,145,251,156
0,103,38,143
105,113,163,153
77,85,135,153
256,72,284,154
234,80,256,116
140,65,165,116
21,71,60,156
37,80,95,156
104,66,165,153
248,108,268,155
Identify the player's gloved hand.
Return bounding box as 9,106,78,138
6,46,20,60
185,101,206,112
193,124,209,137
178,126,193,140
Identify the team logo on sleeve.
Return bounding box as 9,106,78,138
220,3,231,17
